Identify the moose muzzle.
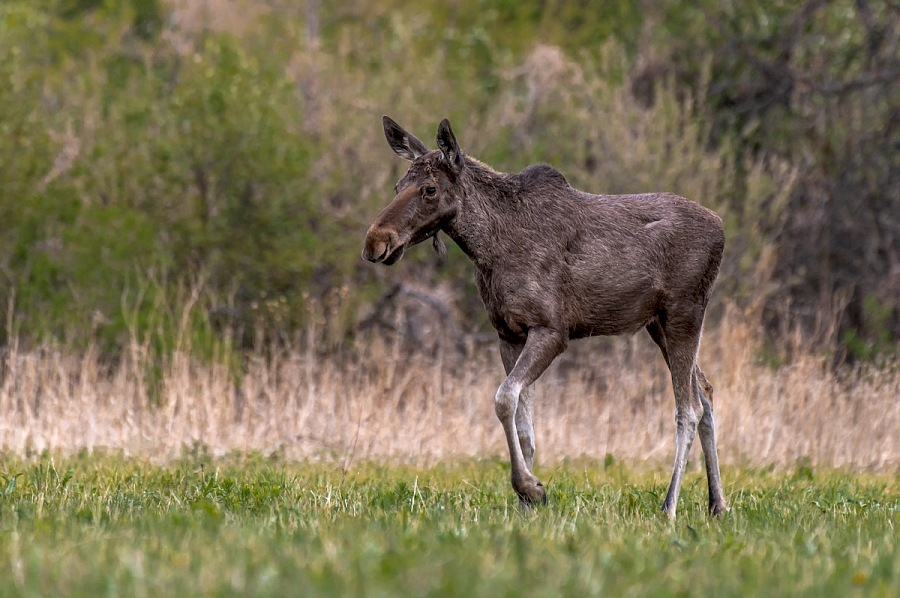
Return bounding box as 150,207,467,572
362,227,407,265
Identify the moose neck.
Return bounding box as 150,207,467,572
442,157,516,270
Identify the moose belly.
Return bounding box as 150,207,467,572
565,279,664,339
480,270,661,342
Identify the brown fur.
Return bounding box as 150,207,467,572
364,116,728,519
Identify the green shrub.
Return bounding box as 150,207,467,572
5,0,879,358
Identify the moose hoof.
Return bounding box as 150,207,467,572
515,480,547,507
709,501,729,518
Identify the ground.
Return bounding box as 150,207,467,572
0,453,897,597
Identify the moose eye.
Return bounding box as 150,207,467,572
425,186,437,196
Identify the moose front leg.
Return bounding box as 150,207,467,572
495,328,566,506
499,342,537,473
515,386,536,472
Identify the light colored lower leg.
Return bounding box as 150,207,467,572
495,379,528,476
663,407,700,520
515,384,536,472
662,349,703,521
696,376,727,515
495,378,541,499
496,328,565,505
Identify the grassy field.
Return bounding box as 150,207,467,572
0,454,898,597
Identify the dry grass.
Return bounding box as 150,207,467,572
1,305,898,471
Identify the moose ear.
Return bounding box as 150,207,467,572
382,116,429,161
436,118,464,175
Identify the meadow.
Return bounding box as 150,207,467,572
0,455,898,597
2,3,899,595
0,308,899,596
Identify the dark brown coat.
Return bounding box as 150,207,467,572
364,117,727,519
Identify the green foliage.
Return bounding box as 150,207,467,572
1,0,646,350
649,0,900,352
1,2,324,350
3,0,896,356
0,456,899,596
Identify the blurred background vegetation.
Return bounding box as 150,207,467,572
1,0,898,361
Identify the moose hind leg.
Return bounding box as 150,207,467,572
649,317,697,519
660,320,704,521
695,367,728,516
650,319,726,518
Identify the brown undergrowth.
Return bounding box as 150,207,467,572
0,304,897,471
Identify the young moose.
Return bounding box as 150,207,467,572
363,116,727,520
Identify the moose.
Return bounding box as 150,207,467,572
363,116,727,520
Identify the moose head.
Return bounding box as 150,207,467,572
362,116,465,265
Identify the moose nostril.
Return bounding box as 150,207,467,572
363,240,390,263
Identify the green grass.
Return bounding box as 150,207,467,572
0,453,898,597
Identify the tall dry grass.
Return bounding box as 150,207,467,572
1,303,898,471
